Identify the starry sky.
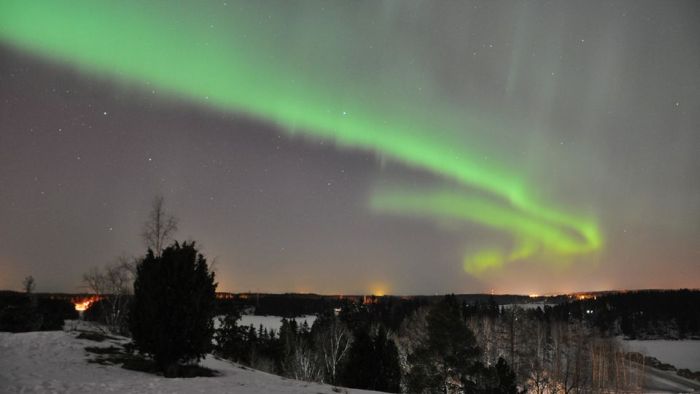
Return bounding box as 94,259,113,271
1,1,698,295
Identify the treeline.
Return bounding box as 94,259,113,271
225,293,539,319
0,291,77,332
214,291,699,392
549,289,700,339
219,293,428,319
464,301,644,392
237,293,341,317
214,295,519,393
213,302,410,391
215,311,402,390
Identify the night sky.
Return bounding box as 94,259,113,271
1,1,698,295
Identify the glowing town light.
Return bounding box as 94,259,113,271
72,296,101,312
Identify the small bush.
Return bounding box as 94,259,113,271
0,305,40,332
0,295,76,332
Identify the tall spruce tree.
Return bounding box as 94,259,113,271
466,358,519,394
341,329,375,389
340,327,401,393
373,327,402,393
406,295,481,394
130,241,217,376
214,311,250,364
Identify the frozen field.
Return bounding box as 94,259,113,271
238,314,317,333
212,314,317,335
625,339,700,371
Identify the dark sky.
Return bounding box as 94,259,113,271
1,1,698,294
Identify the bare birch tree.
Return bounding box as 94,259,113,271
22,275,35,294
142,195,178,256
82,256,136,334
314,316,352,384
288,338,324,382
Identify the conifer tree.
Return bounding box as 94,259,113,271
130,241,217,377
340,327,402,393
406,295,481,393
373,326,402,393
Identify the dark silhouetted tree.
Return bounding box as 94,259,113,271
466,358,519,394
373,327,402,392
130,241,216,376
341,326,401,392
214,310,249,363
341,329,375,389
406,295,481,394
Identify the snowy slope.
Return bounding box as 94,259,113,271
0,327,381,394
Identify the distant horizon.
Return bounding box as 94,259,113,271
4,287,698,298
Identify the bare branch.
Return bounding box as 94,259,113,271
142,195,178,256
22,275,35,294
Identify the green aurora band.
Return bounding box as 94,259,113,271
370,189,601,274
0,1,603,275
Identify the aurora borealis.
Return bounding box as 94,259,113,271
1,1,698,294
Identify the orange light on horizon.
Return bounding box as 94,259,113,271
72,295,101,312
369,283,388,297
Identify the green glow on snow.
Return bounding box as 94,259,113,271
0,1,603,275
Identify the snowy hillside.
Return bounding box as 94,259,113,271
0,326,381,394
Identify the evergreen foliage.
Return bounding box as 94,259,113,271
214,311,249,363
340,326,401,392
0,293,76,332
406,295,481,393
130,241,217,376
465,358,519,394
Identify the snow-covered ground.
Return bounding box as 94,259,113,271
625,339,700,371
4,322,699,393
0,323,379,394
